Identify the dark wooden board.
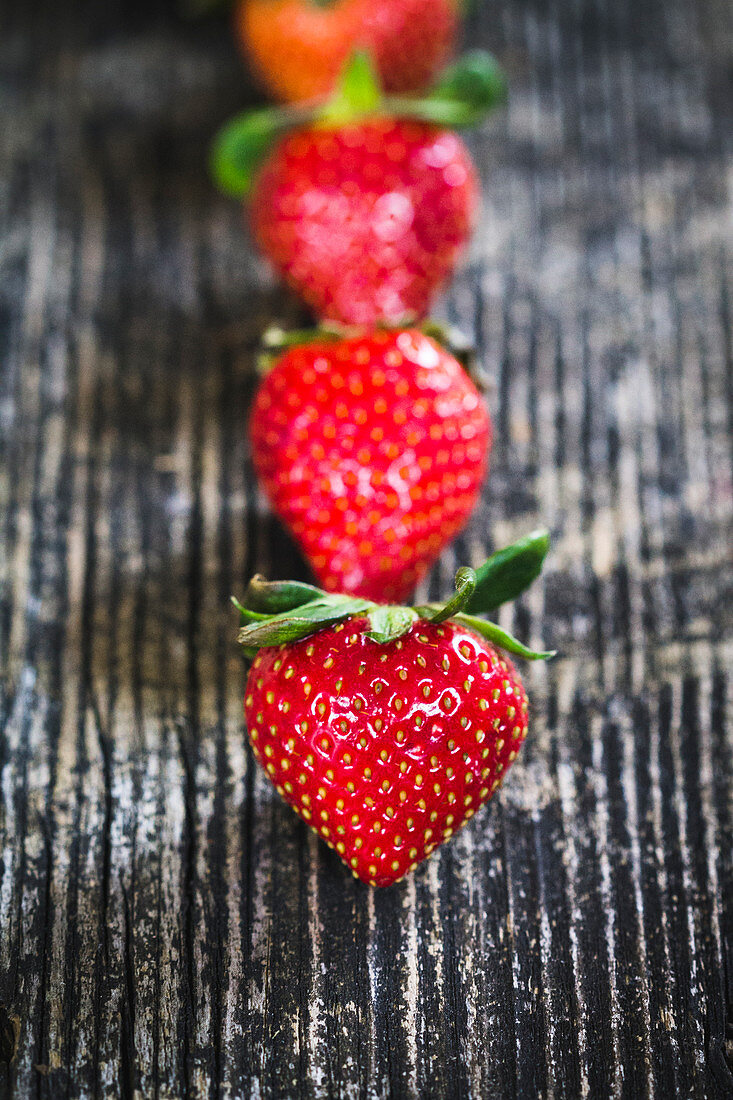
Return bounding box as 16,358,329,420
0,0,732,1096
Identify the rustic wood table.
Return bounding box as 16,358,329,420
1,0,732,1096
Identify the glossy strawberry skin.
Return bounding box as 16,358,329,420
250,329,492,602
237,0,459,105
244,617,528,887
249,120,479,326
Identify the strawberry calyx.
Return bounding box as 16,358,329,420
256,322,351,374
234,530,555,659
212,48,507,197
318,50,384,125
256,320,480,382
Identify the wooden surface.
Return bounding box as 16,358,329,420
1,0,732,1096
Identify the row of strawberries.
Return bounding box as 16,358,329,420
211,1,554,886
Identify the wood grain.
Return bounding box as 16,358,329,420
0,0,731,1096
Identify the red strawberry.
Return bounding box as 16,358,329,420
250,327,492,601
237,0,460,105
212,51,507,325
249,119,477,325
236,532,553,886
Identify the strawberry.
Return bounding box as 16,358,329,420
249,118,477,325
250,326,492,601
235,531,553,886
212,50,507,326
236,0,460,105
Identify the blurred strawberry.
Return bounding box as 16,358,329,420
212,50,507,325
250,326,491,601
250,118,478,325
236,0,461,104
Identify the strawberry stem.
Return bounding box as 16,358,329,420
418,566,476,623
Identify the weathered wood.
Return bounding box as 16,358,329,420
0,0,731,1096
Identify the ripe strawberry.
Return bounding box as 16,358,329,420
249,118,477,325
236,532,553,886
237,0,460,105
212,50,507,325
250,326,492,601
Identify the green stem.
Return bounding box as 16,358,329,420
420,567,476,623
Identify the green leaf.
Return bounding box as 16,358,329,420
454,613,555,661
237,596,372,649
321,51,383,125
395,49,507,128
431,49,508,116
231,596,269,624
465,530,550,615
365,605,419,644
243,575,326,614
210,106,297,198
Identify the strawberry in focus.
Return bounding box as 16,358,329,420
250,327,492,601
248,619,525,887
237,0,460,105
236,533,553,886
212,50,507,326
